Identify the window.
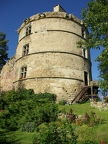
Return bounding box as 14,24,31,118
23,44,29,56
20,67,27,79
81,28,86,38
83,48,88,58
26,25,31,36
83,49,86,57
82,29,85,38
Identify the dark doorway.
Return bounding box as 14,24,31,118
84,71,88,86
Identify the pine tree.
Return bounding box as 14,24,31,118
0,32,9,70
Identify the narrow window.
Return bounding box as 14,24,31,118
81,27,86,38
20,67,27,79
83,49,85,57
26,26,31,36
82,29,85,38
83,48,88,58
23,44,29,56
84,71,88,86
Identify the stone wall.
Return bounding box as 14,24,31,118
0,56,15,91
0,6,92,101
90,99,108,110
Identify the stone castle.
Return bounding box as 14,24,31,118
0,5,92,101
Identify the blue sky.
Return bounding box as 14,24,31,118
0,0,102,80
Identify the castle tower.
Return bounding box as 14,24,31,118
13,5,91,101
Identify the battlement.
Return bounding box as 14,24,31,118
17,11,82,33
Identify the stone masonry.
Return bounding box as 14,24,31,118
0,5,92,101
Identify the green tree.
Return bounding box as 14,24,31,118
77,0,108,90
0,32,9,70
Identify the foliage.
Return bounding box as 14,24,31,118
0,103,108,143
66,108,76,123
81,111,100,126
21,122,36,132
78,0,108,49
77,0,108,91
33,122,77,144
0,89,57,131
82,140,98,144
65,108,100,127
103,96,108,103
58,99,66,105
0,32,9,70
0,89,36,130
0,129,20,144
35,92,56,103
96,48,108,90
24,102,58,128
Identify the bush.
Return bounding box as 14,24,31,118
21,122,36,132
33,122,77,144
35,92,56,103
0,89,57,131
58,100,66,105
66,108,76,123
75,111,100,127
24,103,59,126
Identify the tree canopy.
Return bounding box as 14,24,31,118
79,0,108,91
0,32,9,70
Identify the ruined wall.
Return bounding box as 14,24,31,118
0,56,15,91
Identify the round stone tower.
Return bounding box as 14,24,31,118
14,5,92,101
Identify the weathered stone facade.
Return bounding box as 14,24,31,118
0,5,92,101
0,56,15,91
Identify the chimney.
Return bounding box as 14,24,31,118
54,4,66,12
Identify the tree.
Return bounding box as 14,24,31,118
0,32,9,70
78,0,108,91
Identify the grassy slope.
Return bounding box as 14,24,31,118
1,102,108,144
60,102,108,143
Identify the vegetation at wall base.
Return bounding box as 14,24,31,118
0,89,57,131
1,89,108,143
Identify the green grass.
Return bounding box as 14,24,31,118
1,102,108,144
59,102,108,119
59,102,108,143
0,129,36,144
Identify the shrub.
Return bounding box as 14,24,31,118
40,103,58,122
58,100,66,105
0,89,57,131
66,108,76,123
21,122,36,132
76,111,100,127
25,103,59,125
89,111,100,126
103,96,108,103
35,92,56,103
33,122,77,144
